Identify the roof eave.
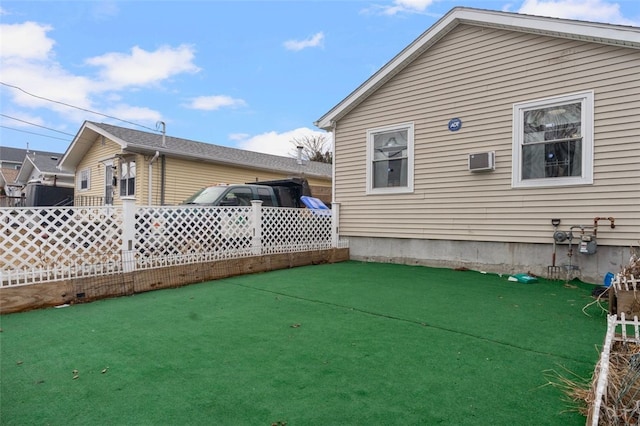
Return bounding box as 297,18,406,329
58,121,128,172
124,144,331,180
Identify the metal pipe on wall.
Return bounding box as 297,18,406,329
148,151,160,205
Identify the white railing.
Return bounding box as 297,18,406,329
590,313,640,426
591,270,640,425
1,199,345,287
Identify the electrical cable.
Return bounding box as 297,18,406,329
0,114,75,136
0,81,160,133
0,125,72,142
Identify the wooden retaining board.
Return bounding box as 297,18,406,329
0,248,349,314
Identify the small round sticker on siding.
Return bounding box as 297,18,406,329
448,118,462,132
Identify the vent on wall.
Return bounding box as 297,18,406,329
468,151,495,172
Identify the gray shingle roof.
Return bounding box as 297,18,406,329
0,147,28,163
26,151,68,175
0,147,65,169
90,122,332,179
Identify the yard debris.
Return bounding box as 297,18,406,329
101,367,109,374
290,323,301,328
573,245,640,422
620,246,640,279
72,369,79,380
560,342,640,423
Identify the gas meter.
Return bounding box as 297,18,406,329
579,234,597,255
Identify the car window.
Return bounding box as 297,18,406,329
183,186,228,204
223,187,253,206
257,187,276,206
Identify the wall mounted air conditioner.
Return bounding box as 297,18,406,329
468,151,495,172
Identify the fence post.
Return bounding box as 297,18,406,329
331,202,340,247
121,197,137,272
251,200,263,255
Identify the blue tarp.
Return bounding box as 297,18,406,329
300,196,331,216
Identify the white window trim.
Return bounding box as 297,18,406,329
119,158,136,197
366,122,414,195
511,90,594,188
78,168,90,192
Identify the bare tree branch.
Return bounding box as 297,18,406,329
290,134,332,164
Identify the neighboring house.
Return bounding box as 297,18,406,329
0,146,27,170
0,168,21,206
58,121,332,206
315,7,640,283
15,151,73,188
1,147,70,206
15,151,74,206
0,147,28,204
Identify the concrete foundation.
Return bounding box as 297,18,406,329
347,236,632,284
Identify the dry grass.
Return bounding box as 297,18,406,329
553,247,640,425
597,342,640,424
620,246,640,281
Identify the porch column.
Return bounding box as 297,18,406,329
121,196,137,272
251,200,263,255
331,202,340,247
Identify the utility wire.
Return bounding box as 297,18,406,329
0,125,72,142
0,114,76,136
0,81,160,133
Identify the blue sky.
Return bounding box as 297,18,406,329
1,0,639,159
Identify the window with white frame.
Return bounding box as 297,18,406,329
366,123,414,194
512,91,594,188
78,168,90,191
119,158,136,197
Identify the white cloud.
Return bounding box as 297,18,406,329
1,61,95,111
0,18,200,131
0,21,55,60
228,133,250,141
90,1,119,20
105,105,163,123
518,0,638,25
375,0,436,16
283,32,325,52
233,127,332,158
85,44,201,89
184,95,247,111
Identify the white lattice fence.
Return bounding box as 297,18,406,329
1,206,123,285
2,201,342,286
133,205,255,268
262,207,332,253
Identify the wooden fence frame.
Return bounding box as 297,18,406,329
0,248,349,314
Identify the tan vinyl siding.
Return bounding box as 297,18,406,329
158,157,331,206
335,24,640,246
75,135,120,202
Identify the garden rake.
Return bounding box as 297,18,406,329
548,219,564,280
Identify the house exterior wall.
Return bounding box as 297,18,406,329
24,167,74,188
333,24,640,283
157,156,331,206
74,135,123,204
74,136,331,206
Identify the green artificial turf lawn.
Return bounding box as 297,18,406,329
1,261,606,425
